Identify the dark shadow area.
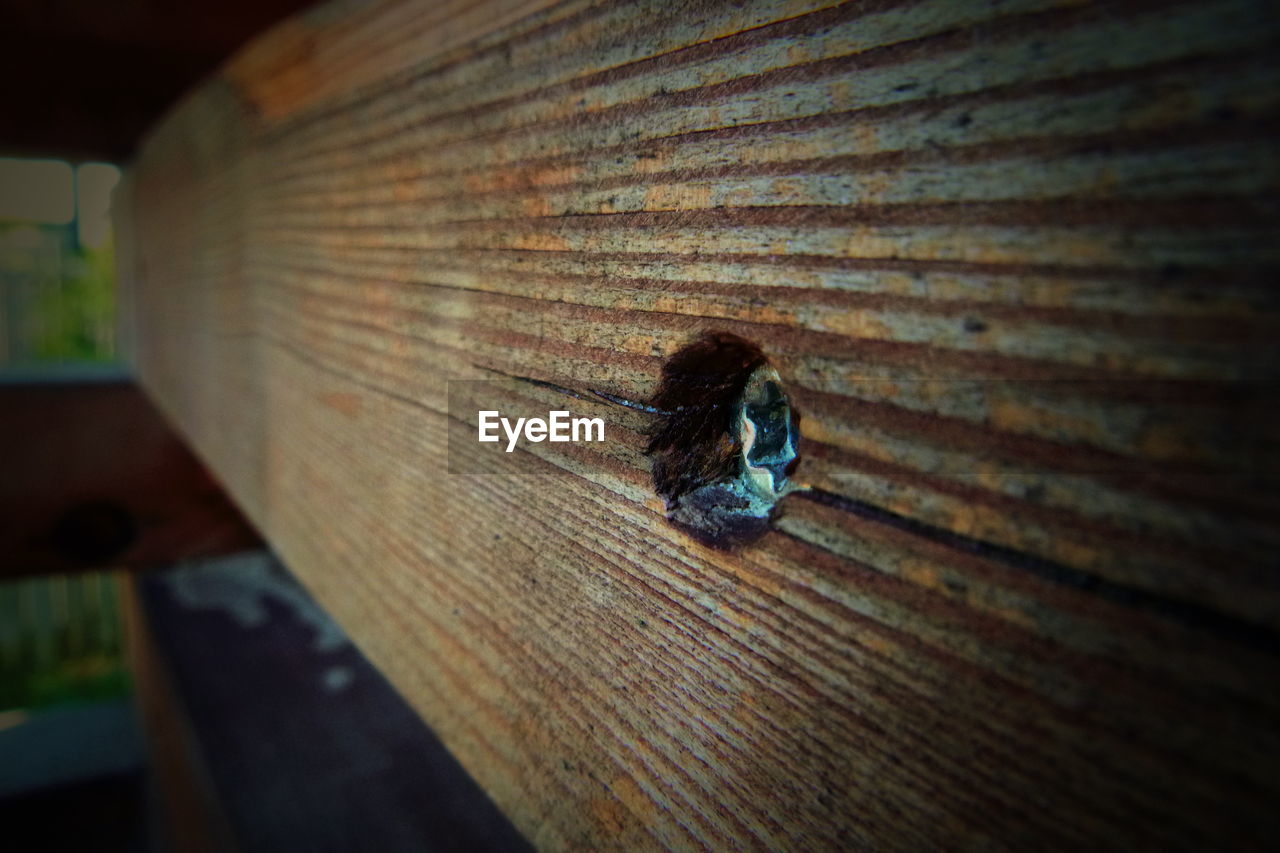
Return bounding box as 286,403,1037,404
138,552,532,853
0,770,147,852
0,0,316,161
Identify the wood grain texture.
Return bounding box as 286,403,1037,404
119,0,1280,848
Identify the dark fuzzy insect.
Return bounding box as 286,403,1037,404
645,332,800,547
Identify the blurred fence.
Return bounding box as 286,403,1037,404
0,571,129,711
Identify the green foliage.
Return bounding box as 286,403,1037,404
0,221,118,364
0,655,131,712
0,573,131,713
31,236,117,362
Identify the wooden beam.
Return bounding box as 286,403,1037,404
118,0,1280,848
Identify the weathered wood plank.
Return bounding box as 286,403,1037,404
119,0,1280,848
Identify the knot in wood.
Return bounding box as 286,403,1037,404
645,332,800,547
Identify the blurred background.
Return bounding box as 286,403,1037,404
0,157,119,366
0,2,528,850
